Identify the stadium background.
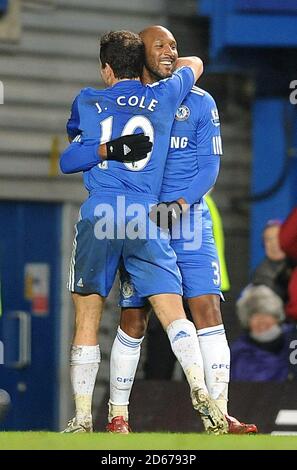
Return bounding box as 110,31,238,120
0,0,296,437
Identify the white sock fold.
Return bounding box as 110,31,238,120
70,345,100,422
109,327,143,420
70,344,101,365
167,319,207,392
197,324,230,415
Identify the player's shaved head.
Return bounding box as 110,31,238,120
139,25,178,83
139,25,175,42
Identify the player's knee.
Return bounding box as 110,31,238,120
120,307,149,338
121,320,147,338
208,302,222,323
201,306,221,326
120,317,147,338
190,295,222,327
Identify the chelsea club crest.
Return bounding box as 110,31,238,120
175,105,190,121
121,281,134,299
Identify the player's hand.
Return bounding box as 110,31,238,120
105,133,152,163
149,201,183,231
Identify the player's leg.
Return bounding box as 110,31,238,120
190,294,257,433
175,201,230,412
177,202,257,433
148,293,206,390
119,306,149,339
187,294,230,416
107,305,149,433
107,263,150,433
144,313,176,380
66,292,104,433
148,293,205,385
64,199,122,433
124,227,227,434
148,293,227,434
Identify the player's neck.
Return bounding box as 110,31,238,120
110,77,140,86
141,68,155,85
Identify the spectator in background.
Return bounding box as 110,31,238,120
251,220,291,302
231,285,297,382
280,207,297,260
279,207,297,322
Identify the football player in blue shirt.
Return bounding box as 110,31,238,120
60,30,228,434
106,26,257,435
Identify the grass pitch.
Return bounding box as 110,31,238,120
0,432,297,450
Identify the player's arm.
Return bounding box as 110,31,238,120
67,95,81,143
177,155,220,207
148,155,219,229
150,94,222,229
60,134,152,174
177,94,223,206
60,138,101,174
154,57,203,116
175,56,203,83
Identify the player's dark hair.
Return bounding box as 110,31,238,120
100,31,144,79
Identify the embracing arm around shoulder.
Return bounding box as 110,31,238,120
176,57,203,82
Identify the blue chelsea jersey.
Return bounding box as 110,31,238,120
159,86,223,202
67,67,194,200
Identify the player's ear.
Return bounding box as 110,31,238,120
104,63,113,76
103,63,114,84
100,63,110,84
